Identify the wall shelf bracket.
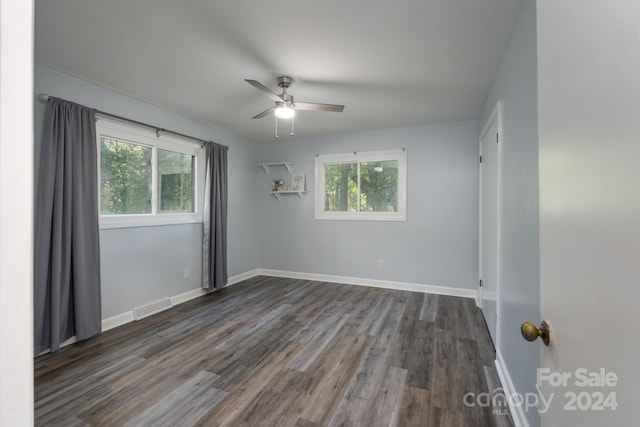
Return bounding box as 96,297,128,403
259,162,294,174
271,191,306,201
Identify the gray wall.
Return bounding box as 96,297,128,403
34,65,480,319
479,1,539,426
34,65,261,318
258,120,479,290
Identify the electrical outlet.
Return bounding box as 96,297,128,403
378,259,384,269
183,269,190,279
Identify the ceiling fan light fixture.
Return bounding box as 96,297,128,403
275,105,295,119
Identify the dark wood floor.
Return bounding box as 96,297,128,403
35,276,514,427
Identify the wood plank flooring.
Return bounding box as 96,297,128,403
34,276,515,427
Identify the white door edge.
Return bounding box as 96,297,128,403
479,100,503,351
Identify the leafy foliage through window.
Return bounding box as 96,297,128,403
157,149,194,213
96,118,203,228
100,138,152,215
315,149,406,221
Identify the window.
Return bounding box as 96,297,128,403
315,149,407,221
96,118,205,229
157,149,194,213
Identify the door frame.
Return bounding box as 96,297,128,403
0,0,35,424
478,100,503,350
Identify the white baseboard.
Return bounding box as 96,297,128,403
495,350,529,427
102,311,135,332
256,268,478,299
48,268,476,353
101,269,258,332
170,288,207,307
227,268,260,286
101,268,476,333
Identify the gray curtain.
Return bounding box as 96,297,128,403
34,98,102,354
202,142,228,290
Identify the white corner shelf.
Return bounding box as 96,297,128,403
270,191,306,201
259,162,294,174
260,162,305,201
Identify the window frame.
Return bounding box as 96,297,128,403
96,117,205,229
314,149,407,221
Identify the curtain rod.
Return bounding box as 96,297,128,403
38,93,229,150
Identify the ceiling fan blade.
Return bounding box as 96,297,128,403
295,102,345,113
251,107,276,119
245,79,284,103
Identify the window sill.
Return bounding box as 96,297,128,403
99,214,202,230
315,212,406,222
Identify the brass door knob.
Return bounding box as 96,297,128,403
521,320,552,346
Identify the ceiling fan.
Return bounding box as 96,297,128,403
245,76,345,120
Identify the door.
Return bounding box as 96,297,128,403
537,1,640,425
479,102,501,348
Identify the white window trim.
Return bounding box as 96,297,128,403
96,117,206,229
315,149,407,221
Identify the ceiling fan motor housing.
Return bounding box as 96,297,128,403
245,76,344,120
281,93,294,106
277,76,293,88
278,77,295,106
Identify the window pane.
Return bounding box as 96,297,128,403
100,137,152,214
324,162,358,212
359,160,398,212
157,149,194,213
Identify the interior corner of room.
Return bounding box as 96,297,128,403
32,63,484,334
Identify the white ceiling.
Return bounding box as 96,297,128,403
35,0,523,142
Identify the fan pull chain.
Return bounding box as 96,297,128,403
274,116,295,139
